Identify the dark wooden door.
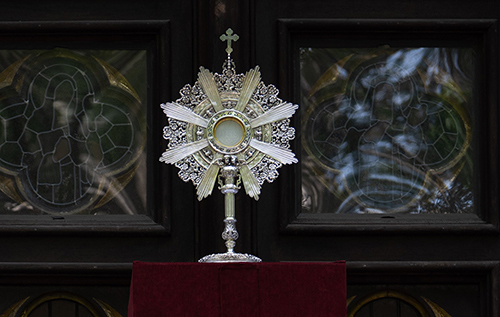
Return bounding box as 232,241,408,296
0,0,498,316
198,0,500,316
0,1,197,315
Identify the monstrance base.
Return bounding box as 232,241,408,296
198,252,262,263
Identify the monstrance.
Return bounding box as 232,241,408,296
160,28,298,262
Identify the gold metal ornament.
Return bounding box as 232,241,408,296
160,28,298,262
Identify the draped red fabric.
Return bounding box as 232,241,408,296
128,261,346,317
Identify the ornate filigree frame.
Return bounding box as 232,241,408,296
161,58,298,201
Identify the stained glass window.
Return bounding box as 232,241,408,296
0,48,147,215
300,47,475,214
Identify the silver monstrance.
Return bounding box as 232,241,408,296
160,29,298,262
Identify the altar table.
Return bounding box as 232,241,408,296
128,261,346,317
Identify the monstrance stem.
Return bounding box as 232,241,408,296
220,165,239,253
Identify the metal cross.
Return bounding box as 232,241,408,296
220,28,239,55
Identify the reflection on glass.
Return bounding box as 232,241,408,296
0,48,147,215
300,47,475,214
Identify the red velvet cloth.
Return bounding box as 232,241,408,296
128,261,346,317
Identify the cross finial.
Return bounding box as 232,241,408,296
220,28,239,56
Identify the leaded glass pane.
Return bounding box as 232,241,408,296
300,47,475,214
0,48,147,215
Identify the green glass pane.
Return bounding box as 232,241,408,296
0,48,147,215
300,47,475,214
